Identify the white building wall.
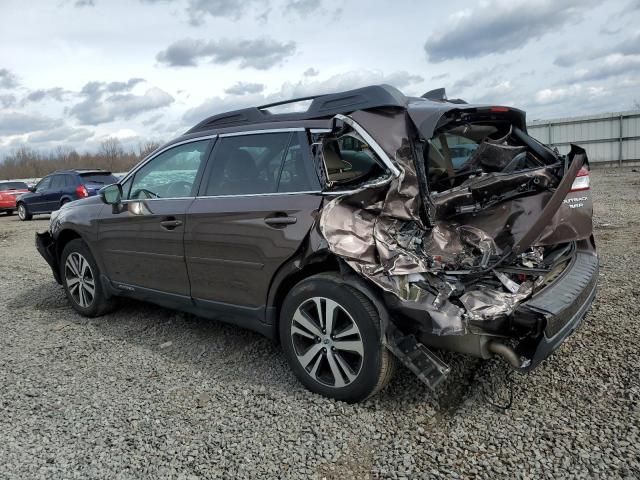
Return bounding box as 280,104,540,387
527,110,640,166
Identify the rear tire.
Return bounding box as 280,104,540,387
279,273,394,403
17,203,32,221
60,239,117,317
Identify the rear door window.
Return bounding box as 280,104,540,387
50,175,66,190
204,132,292,196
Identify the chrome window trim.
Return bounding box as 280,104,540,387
333,114,401,177
218,128,305,138
119,134,218,185
120,197,196,204
197,190,322,199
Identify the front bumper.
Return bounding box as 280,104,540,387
515,239,598,370
35,231,62,284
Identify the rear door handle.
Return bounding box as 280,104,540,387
160,218,183,230
264,215,297,227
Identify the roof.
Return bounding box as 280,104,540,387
186,84,408,133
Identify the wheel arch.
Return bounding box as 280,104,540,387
267,252,391,346
55,229,83,262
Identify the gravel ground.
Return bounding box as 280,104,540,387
0,169,638,479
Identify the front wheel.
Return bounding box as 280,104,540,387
17,203,32,221
279,273,394,403
60,239,117,317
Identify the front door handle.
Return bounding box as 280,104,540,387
160,218,183,230
264,215,297,227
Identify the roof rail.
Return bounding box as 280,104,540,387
186,84,407,133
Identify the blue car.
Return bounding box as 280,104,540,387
16,169,118,221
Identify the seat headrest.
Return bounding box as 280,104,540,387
225,149,258,181
323,141,350,171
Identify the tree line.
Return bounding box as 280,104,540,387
0,138,162,180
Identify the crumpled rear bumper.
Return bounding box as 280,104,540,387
515,238,598,370
35,231,61,284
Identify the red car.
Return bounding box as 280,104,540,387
0,181,30,215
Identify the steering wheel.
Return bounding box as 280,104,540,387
165,181,193,198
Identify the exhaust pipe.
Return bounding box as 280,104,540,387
488,341,523,369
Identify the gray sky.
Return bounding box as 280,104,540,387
1,0,639,156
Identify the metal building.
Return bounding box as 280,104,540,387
527,110,640,167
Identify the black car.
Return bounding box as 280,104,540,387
17,169,118,221
35,85,597,402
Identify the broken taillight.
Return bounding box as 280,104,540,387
570,167,590,192
75,184,89,198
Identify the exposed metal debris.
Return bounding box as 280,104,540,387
319,107,593,336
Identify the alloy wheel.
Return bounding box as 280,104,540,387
290,297,364,388
64,252,96,308
18,204,26,220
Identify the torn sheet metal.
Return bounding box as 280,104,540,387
319,111,592,336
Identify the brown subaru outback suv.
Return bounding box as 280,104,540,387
36,85,598,402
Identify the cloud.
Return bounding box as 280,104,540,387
0,94,16,108
0,111,59,135
304,67,319,77
74,0,95,6
186,0,269,25
183,69,426,125
27,125,94,144
224,82,265,95
534,84,607,105
142,113,164,126
571,54,640,82
70,80,174,125
286,0,321,15
424,0,595,62
105,78,145,93
554,32,640,67
0,68,19,89
156,37,296,70
21,87,70,105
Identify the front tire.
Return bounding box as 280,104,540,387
17,203,32,221
5,210,13,216
60,239,117,317
279,273,394,403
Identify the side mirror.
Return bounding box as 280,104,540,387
99,184,123,212
28,185,36,192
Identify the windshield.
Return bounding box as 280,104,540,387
0,181,28,191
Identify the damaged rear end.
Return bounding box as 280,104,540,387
317,96,598,387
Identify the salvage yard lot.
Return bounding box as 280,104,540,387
0,169,638,479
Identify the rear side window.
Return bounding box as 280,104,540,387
322,133,384,185
0,182,27,191
204,132,316,196
80,173,118,185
